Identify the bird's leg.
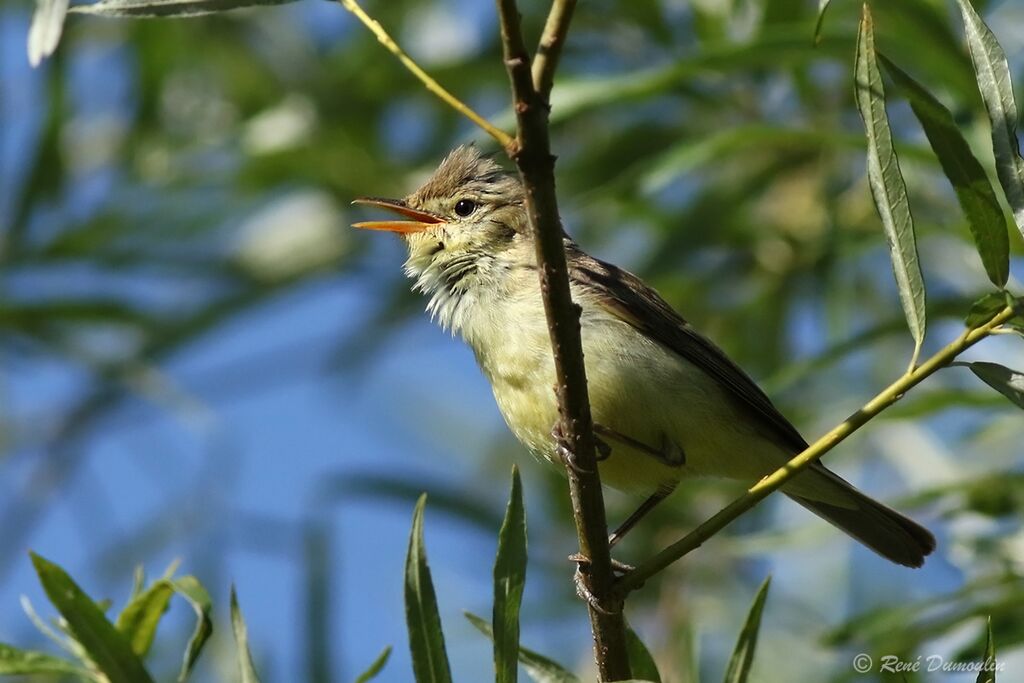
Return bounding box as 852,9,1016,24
593,423,686,466
608,486,675,548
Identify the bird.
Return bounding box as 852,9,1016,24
352,145,936,568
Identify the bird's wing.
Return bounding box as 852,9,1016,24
567,246,808,453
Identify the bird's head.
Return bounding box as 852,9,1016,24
353,145,530,330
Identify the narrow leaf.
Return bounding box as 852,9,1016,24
170,576,213,682
881,55,1009,287
965,292,1009,328
27,0,68,67
465,613,579,683
625,626,661,683
723,577,771,683
30,553,155,683
493,466,527,683
405,495,452,683
231,587,263,683
354,646,392,683
977,616,995,683
966,362,1024,410
855,5,927,363
0,643,91,677
813,0,832,46
956,0,1024,238
70,0,296,18
115,580,174,658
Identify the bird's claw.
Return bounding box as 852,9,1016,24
568,554,622,615
551,423,593,475
550,423,609,473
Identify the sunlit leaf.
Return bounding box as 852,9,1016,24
625,625,661,683
465,613,579,683
231,587,263,683
964,362,1024,410
27,0,68,66
0,643,91,678
169,576,213,682
493,467,527,683
880,55,1009,288
30,553,155,683
115,580,173,658
956,0,1024,239
405,495,452,683
354,646,392,683
723,577,771,683
70,0,297,18
854,4,927,363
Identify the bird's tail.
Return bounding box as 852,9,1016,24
785,464,936,568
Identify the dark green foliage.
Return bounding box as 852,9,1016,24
404,496,452,683
492,467,527,683
31,553,156,683
723,577,771,683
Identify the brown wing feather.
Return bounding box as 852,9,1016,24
567,244,808,453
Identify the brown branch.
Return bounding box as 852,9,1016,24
531,0,578,100
495,1,631,680
615,305,1020,594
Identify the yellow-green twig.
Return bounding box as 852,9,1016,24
616,306,1019,594
338,0,514,149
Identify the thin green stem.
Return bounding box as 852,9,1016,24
338,0,514,148
616,306,1018,594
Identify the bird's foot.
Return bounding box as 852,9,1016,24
550,423,611,475
567,553,627,615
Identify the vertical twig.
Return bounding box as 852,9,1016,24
532,0,578,100
494,1,632,680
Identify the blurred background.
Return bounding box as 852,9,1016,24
2,0,1024,680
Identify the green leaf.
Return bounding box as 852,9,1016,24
30,553,156,683
405,495,452,683
115,580,174,658
493,466,527,683
723,577,771,683
880,55,1009,288
625,626,661,683
977,616,995,683
168,576,213,682
354,646,392,683
231,586,263,683
27,0,68,67
854,4,927,364
965,292,1009,328
813,0,833,46
70,0,297,18
465,613,580,683
965,362,1024,410
956,0,1024,239
0,643,92,678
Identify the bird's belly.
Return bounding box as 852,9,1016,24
474,311,785,496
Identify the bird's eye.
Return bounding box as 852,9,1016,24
454,199,477,217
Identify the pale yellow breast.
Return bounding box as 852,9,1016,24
464,279,793,496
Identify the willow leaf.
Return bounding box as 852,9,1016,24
956,0,1024,238
880,55,1009,287
405,495,452,683
855,5,927,362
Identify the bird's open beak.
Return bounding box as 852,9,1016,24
351,197,445,234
